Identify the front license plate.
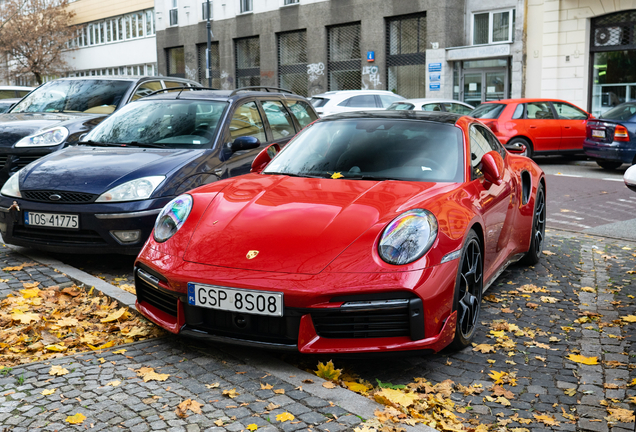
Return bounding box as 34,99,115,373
24,212,79,229
592,129,606,138
187,283,284,317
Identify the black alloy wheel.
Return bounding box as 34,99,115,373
522,183,546,265
449,230,483,349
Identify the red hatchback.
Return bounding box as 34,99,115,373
471,98,591,158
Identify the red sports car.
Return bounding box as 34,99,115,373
471,98,591,158
134,111,546,354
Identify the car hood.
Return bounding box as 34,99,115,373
183,174,450,274
0,112,101,147
20,146,204,194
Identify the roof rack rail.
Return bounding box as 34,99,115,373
142,86,221,98
229,86,295,96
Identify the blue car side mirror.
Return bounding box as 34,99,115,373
231,136,260,152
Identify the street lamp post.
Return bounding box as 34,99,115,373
205,0,212,87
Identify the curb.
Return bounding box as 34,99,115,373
547,227,636,244
3,243,437,432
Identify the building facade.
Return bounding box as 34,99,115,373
155,0,470,98
526,0,636,116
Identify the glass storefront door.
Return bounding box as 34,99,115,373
591,50,636,117
458,59,509,107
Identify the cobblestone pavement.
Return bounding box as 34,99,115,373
0,245,375,432
292,230,635,431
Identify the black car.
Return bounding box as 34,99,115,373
0,87,318,254
0,76,200,185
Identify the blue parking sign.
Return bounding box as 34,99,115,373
429,83,441,91
428,63,442,72
367,51,375,62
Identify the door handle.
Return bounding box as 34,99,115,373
564,126,571,129
529,125,537,129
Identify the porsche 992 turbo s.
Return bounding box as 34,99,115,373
134,111,546,354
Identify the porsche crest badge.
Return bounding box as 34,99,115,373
246,250,259,260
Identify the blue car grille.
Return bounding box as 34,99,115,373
22,190,97,203
12,226,106,245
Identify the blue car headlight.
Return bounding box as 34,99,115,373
153,194,193,243
378,209,438,265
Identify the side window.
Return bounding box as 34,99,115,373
512,103,524,119
164,80,188,92
287,100,318,129
422,103,442,112
470,124,495,178
229,101,266,143
482,126,507,159
443,103,473,115
378,94,403,108
132,81,163,101
341,95,377,108
526,102,554,119
0,90,14,99
552,102,587,120
262,101,295,140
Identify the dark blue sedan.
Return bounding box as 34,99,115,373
584,102,636,170
0,88,318,254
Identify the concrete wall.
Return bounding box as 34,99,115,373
526,0,636,110
155,0,464,96
69,0,154,24
63,37,157,71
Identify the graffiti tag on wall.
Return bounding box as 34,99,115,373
362,66,381,90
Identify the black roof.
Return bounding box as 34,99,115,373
141,88,309,102
318,110,463,125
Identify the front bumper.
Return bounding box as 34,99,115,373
583,139,636,164
134,248,460,354
0,196,169,254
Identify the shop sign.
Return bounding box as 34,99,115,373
446,44,511,61
429,83,441,91
428,63,442,72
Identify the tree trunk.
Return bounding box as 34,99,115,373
33,71,42,85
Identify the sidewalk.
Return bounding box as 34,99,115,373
0,242,433,432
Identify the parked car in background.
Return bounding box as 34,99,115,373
0,76,200,186
625,164,636,192
133,110,545,353
470,98,591,158
584,102,636,169
0,86,33,99
0,98,20,114
309,90,404,117
0,87,318,254
387,98,474,115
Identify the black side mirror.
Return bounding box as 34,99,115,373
231,136,261,152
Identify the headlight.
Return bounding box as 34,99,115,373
378,209,438,265
154,194,193,242
96,176,165,203
0,172,21,198
15,126,69,147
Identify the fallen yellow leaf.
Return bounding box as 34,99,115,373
564,388,576,396
621,315,636,323
344,381,371,393
49,365,69,376
222,389,239,398
112,349,127,354
65,413,87,424
581,287,595,293
276,412,295,422
41,388,56,395
374,388,419,408
330,172,344,179
314,360,342,381
534,413,559,426
247,424,258,431
106,380,121,387
567,354,598,365
135,367,170,382
100,308,127,323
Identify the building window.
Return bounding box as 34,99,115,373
197,42,220,86
201,0,212,20
169,0,178,26
386,13,426,97
283,0,299,4
240,0,252,13
235,37,260,87
327,22,361,91
472,9,514,45
278,30,307,96
73,9,155,48
167,46,185,77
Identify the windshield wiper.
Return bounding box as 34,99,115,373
346,175,403,181
126,141,165,148
79,140,164,148
263,171,325,179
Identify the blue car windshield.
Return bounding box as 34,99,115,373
84,100,228,148
10,79,132,114
263,118,464,183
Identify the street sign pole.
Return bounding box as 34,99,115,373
206,0,212,87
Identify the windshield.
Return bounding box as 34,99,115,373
263,118,464,183
601,103,636,121
469,103,505,119
11,79,132,114
83,100,228,148
387,102,415,111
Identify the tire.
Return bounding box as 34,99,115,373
448,230,483,350
508,137,533,158
596,160,623,170
522,182,546,265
